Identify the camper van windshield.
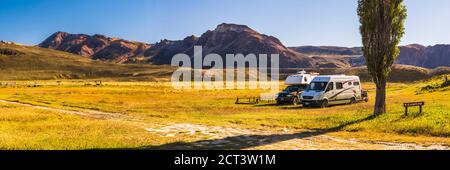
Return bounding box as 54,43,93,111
307,82,327,91
284,86,299,92
284,85,307,92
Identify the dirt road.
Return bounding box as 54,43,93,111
1,99,448,150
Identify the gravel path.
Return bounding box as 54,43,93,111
146,123,450,150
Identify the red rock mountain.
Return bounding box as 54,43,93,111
144,23,327,68
425,45,450,68
395,44,427,67
38,24,449,68
38,24,352,68
38,32,150,63
396,44,450,68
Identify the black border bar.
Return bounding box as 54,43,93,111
0,150,448,169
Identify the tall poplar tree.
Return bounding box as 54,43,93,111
357,0,407,115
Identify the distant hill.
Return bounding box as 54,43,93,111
279,64,450,82
0,43,173,80
289,46,362,55
289,44,450,68
38,32,150,63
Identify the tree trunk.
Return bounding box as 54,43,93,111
374,80,387,115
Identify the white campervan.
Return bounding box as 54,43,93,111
284,71,318,85
300,75,368,108
276,71,318,105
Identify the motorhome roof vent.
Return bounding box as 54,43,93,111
297,70,307,74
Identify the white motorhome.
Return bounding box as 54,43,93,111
300,75,368,107
276,71,318,105
284,71,318,85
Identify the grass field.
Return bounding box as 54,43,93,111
0,75,449,149
0,43,174,81
0,102,155,149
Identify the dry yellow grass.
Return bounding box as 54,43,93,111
0,75,449,149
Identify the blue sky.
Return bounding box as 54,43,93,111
1,0,449,47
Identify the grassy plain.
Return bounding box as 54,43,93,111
0,75,449,149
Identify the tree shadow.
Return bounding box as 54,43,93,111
145,114,379,150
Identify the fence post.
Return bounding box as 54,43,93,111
404,106,408,116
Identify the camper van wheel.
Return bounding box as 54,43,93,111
350,97,356,104
293,97,299,106
320,100,328,108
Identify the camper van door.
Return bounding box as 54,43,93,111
335,81,345,101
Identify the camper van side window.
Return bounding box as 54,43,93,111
353,82,360,86
327,82,334,91
336,82,343,89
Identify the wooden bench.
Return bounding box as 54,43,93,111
0,82,16,87
235,97,260,104
95,80,103,86
403,102,425,116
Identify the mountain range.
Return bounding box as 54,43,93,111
35,23,450,69
290,44,450,68
1,40,449,82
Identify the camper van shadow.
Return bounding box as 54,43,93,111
298,103,358,109
142,115,378,150
253,103,354,110
253,103,279,107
